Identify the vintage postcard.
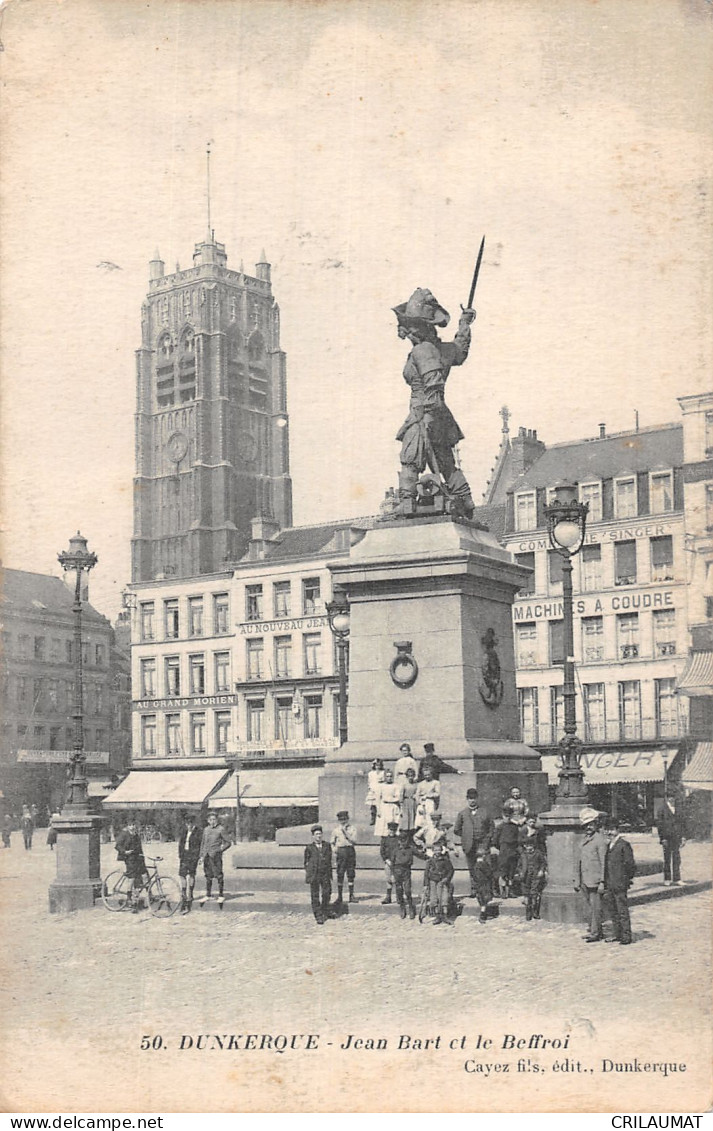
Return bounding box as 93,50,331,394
0,0,711,1116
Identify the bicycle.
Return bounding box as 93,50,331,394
101,856,181,917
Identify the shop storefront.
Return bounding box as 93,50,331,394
541,747,680,829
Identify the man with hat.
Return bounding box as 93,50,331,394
419,741,460,780
331,809,358,904
454,788,494,903
392,288,477,518
575,808,608,942
304,824,333,925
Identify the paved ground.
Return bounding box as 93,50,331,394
1,840,711,1113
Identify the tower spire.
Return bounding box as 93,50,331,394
206,141,212,241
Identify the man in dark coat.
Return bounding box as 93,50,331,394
177,812,202,914
656,790,686,885
453,788,493,901
494,817,521,898
304,824,333,925
603,817,636,945
418,742,460,780
115,820,148,912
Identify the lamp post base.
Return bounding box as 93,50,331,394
48,809,103,913
538,795,589,925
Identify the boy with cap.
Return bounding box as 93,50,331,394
423,837,455,925
331,809,358,904
304,824,333,925
515,838,547,921
391,828,417,919
198,811,232,908
575,807,608,942
603,816,636,945
380,820,401,904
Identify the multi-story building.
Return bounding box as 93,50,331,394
110,517,375,823
491,416,694,823
677,392,713,820
0,569,131,816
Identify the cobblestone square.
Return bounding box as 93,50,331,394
0,840,710,1113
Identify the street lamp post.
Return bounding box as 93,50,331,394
537,485,590,923
326,589,350,747
48,532,103,912
59,532,98,807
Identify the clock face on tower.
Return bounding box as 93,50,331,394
237,430,258,463
166,432,189,463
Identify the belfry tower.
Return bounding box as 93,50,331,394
131,233,292,582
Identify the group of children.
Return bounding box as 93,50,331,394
304,787,549,927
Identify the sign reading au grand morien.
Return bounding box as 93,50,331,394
133,693,240,710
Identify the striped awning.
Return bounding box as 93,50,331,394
682,743,713,791
542,748,676,785
677,652,713,697
208,767,319,808
102,768,230,809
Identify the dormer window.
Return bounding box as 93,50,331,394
650,470,673,514
614,476,637,519
579,481,602,523
515,491,537,532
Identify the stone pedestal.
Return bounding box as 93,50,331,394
318,515,547,826
537,804,588,924
48,808,103,913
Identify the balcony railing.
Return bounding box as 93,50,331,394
530,716,689,746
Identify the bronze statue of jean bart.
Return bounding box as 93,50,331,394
391,287,477,520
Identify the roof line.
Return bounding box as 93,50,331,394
541,422,681,451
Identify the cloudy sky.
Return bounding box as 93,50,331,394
1,0,711,618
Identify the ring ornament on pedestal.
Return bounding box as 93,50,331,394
390,641,419,689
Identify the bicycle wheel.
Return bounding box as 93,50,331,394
148,874,182,917
102,870,131,912
417,889,429,923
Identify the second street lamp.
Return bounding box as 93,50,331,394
326,589,350,747
537,484,591,924
544,484,589,801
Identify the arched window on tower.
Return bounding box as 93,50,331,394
247,331,267,410
178,326,196,403
156,333,175,407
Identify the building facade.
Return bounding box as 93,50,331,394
132,234,292,584
494,417,698,823
116,519,375,822
0,569,131,816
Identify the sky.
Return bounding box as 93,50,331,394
1,0,711,620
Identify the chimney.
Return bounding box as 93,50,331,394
247,515,281,560
599,423,606,439
510,427,546,478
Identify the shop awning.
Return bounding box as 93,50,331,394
208,766,320,808
541,748,676,785
677,652,713,697
682,742,713,791
87,781,115,798
102,769,230,809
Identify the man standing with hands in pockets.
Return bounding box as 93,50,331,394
199,810,232,908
